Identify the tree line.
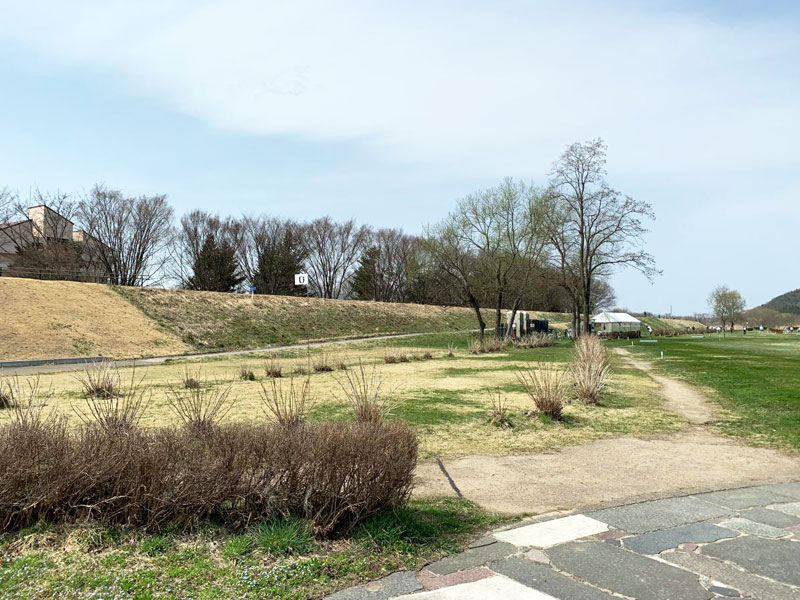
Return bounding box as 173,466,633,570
0,139,657,338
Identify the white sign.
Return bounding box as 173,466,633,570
294,273,309,286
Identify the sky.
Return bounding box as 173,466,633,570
0,0,798,315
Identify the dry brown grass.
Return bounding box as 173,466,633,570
335,361,391,423
572,335,611,404
260,376,313,427
516,363,569,420
0,279,190,360
0,339,685,459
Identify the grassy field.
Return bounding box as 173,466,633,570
0,498,514,600
4,331,795,598
0,331,685,598
616,331,800,451
0,332,685,458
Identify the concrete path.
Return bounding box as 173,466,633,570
327,481,800,599
413,430,800,514
413,349,800,513
0,331,441,376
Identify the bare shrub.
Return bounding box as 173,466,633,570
336,361,391,423
180,367,202,390
168,383,234,435
0,419,417,535
422,351,433,360
513,332,554,349
260,376,312,428
74,366,150,432
238,367,256,381
447,343,455,357
487,390,512,429
293,364,310,376
336,360,348,371
3,376,52,429
516,363,568,420
469,337,507,355
0,382,12,410
264,357,283,378
384,351,408,364
312,352,334,373
571,335,610,404
75,361,120,399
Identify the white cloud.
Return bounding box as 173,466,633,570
1,0,799,178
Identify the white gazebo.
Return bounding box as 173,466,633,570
591,312,642,337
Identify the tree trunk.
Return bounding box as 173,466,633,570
507,297,522,340
466,292,486,342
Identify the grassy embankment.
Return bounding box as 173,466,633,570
617,332,800,451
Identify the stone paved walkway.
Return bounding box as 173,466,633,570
327,481,800,600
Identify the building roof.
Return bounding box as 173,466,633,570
592,311,641,324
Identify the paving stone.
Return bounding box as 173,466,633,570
523,548,550,564
709,584,740,597
662,550,800,600
547,541,713,600
588,496,729,534
768,502,800,518
417,567,493,591
325,571,422,599
695,486,797,509
622,523,737,555
393,574,559,599
489,556,618,599
717,517,788,538
425,541,517,575
701,536,800,587
493,514,608,548
678,543,699,553
763,482,800,500
739,507,800,529
467,536,497,549
591,528,627,541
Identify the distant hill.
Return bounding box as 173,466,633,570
763,288,800,315
739,288,800,327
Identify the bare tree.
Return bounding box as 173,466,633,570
708,285,745,336
426,178,550,339
423,220,488,338
548,139,658,334
78,185,174,286
303,217,370,299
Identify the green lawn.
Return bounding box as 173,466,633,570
0,499,515,600
613,332,800,451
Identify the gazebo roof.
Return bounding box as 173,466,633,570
591,312,641,324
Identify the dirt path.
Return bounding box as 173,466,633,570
414,350,800,514
612,347,716,424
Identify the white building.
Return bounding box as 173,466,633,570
591,312,642,338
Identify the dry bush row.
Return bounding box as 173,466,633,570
0,363,415,535
468,338,508,355
384,350,433,364
512,332,554,349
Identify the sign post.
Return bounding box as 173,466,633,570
294,273,309,287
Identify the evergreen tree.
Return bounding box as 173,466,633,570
186,234,243,292
253,226,307,295
351,246,380,300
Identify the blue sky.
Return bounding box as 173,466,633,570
0,0,798,315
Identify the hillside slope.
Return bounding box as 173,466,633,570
763,288,800,315
0,279,190,360
117,287,556,351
